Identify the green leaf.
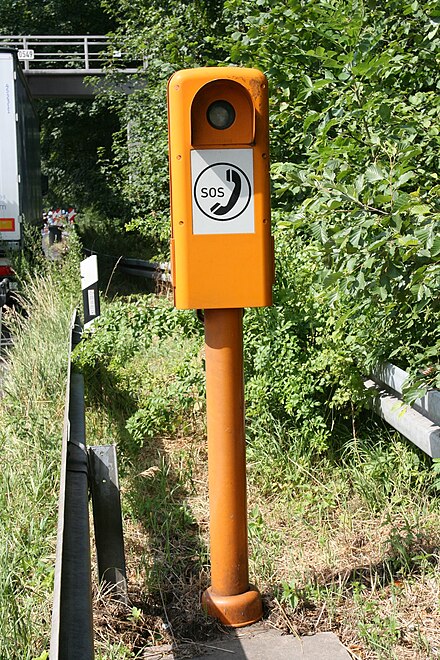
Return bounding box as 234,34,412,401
431,236,440,257
410,205,430,216
313,78,332,90
303,112,320,131
365,164,386,182
393,192,413,211
354,174,365,194
357,270,366,289
397,235,419,247
346,256,357,273
378,104,391,121
395,171,415,188
411,266,427,284
379,286,388,301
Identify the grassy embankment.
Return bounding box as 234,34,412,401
0,232,81,659
76,237,440,659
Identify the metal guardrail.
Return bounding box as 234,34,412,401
373,362,440,425
0,35,142,72
50,311,93,659
366,362,440,458
50,310,127,658
118,256,171,282
83,248,171,283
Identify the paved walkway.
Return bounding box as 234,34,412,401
142,625,351,659
41,229,68,261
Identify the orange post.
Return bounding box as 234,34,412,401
201,308,263,627
167,67,273,626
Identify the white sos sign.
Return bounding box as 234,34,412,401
191,149,255,235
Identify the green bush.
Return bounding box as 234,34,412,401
74,296,205,449
223,0,440,396
99,0,439,404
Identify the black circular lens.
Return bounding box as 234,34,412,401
207,100,236,130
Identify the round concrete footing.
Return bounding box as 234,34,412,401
202,584,263,627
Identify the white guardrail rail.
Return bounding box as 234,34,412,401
366,362,440,458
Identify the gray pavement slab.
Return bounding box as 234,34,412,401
141,625,351,659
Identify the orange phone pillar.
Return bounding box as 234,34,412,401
167,67,273,626
202,307,263,625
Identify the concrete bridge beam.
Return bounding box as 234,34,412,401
25,69,141,99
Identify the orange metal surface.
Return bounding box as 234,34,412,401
167,67,273,310
203,308,262,626
191,79,254,147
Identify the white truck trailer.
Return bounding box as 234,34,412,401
0,48,41,302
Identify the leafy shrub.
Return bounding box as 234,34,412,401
82,1,439,476
223,0,440,396
74,296,205,448
100,0,439,400
244,225,365,467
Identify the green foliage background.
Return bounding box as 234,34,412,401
0,3,439,655
0,0,124,226
99,0,439,410
221,0,440,393
2,0,438,447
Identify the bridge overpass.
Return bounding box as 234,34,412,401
0,36,145,98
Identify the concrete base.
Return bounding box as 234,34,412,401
142,625,351,659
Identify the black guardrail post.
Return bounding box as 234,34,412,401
89,445,128,603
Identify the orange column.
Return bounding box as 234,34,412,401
202,308,262,627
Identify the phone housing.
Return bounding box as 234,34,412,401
167,67,274,309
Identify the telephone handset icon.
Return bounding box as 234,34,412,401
210,169,241,216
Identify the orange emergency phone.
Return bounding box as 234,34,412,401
167,67,274,310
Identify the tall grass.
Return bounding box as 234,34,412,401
0,239,80,658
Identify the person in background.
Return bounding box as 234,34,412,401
53,210,63,243
48,209,60,245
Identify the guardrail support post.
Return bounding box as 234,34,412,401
89,445,128,603
58,371,94,659
22,36,29,70
202,308,262,627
